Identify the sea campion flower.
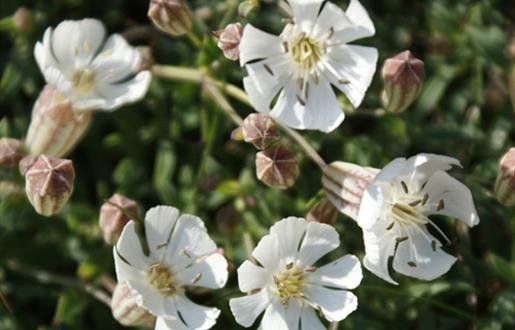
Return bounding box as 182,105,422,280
239,0,378,132
230,217,362,329
34,18,151,111
357,154,479,284
114,206,228,330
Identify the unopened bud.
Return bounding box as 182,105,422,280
111,283,155,327
25,155,75,216
213,23,243,61
148,0,192,37
381,50,425,114
25,85,92,158
240,114,280,149
494,148,515,207
13,7,34,33
255,144,298,189
99,194,139,245
0,138,24,168
306,198,338,225
322,162,379,221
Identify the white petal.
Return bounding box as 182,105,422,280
269,81,306,129
392,228,457,280
52,19,106,69
323,44,378,108
304,285,358,322
362,226,397,285
259,298,301,330
357,184,385,230
92,34,141,83
127,279,166,316
304,80,345,132
239,24,283,65
165,218,217,271
237,260,270,292
174,294,220,330
94,70,151,111
288,0,324,30
229,290,270,328
156,317,189,330
313,2,354,39
423,171,479,226
373,157,408,183
116,221,151,269
307,255,362,290
174,252,228,289
300,305,325,330
408,153,461,180
252,234,280,272
343,0,375,41
242,56,290,112
144,206,180,261
113,247,145,283
270,217,307,263
297,222,339,267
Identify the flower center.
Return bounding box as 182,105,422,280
273,263,307,305
289,35,323,73
72,69,96,93
391,202,429,227
147,264,177,296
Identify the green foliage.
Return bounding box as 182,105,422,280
1,0,515,329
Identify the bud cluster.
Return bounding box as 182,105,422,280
233,114,299,189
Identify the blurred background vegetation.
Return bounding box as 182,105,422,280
1,0,515,329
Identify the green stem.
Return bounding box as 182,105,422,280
6,260,111,307
186,30,203,49
151,65,327,169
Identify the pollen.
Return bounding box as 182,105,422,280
289,36,323,74
71,69,96,93
274,263,306,305
147,264,177,296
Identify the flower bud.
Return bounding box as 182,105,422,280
494,148,515,207
0,138,24,168
322,161,379,221
381,50,425,114
255,144,298,189
111,283,155,327
25,85,92,158
213,23,243,61
99,194,139,245
13,7,34,33
306,198,338,225
240,114,280,150
25,155,75,216
148,0,192,37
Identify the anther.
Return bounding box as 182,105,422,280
421,193,429,206
327,27,334,39
401,181,408,194
386,222,395,230
431,240,437,251
192,273,202,284
338,79,350,84
409,199,421,207
156,242,167,250
396,236,409,243
407,261,417,267
263,63,274,76
296,95,306,106
437,199,445,211
286,262,294,270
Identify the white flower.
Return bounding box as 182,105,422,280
113,206,228,330
35,18,152,111
239,0,378,132
229,217,362,329
357,154,480,284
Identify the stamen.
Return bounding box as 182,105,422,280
179,249,191,258
296,95,306,106
437,199,445,211
338,79,350,84
421,193,429,206
327,27,335,39
407,261,417,267
396,236,409,243
192,273,202,284
409,199,421,207
431,240,437,251
386,222,395,230
401,181,409,194
263,63,274,76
